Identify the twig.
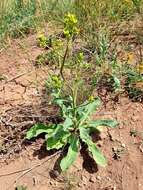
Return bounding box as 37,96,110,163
0,71,33,92
6,150,62,190
6,72,28,83
0,168,30,178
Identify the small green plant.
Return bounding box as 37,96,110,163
36,36,63,66
35,52,50,66
0,74,7,81
15,185,27,190
132,0,142,13
27,96,118,171
26,13,118,171
37,33,49,49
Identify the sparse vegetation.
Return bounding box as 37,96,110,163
0,0,143,189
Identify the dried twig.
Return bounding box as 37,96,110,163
0,168,30,178
5,150,62,190
7,72,30,83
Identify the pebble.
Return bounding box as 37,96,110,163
121,143,126,148
96,175,101,180
89,176,96,183
81,175,88,185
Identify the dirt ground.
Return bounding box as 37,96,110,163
0,34,143,190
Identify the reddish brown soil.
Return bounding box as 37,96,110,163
0,35,143,190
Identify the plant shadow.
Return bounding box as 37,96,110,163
80,144,98,174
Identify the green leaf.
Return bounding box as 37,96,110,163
26,123,55,140
79,127,107,167
60,135,79,171
88,119,118,131
54,97,72,118
63,117,73,130
77,98,101,125
46,125,70,150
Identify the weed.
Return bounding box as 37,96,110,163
26,14,118,171
0,74,7,81
37,33,50,49
36,35,63,66
15,185,27,190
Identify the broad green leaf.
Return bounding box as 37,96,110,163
77,98,101,125
46,125,70,150
63,117,73,130
88,144,107,167
26,123,55,140
79,127,107,167
88,119,118,131
54,97,72,118
60,135,79,171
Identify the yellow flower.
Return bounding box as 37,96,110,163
137,62,143,74
127,52,134,64
88,96,95,102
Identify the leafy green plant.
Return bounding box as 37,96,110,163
15,185,27,190
132,0,142,13
27,96,118,171
35,52,50,66
36,35,63,66
37,33,50,49
26,13,118,171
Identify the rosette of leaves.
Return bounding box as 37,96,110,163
26,97,118,171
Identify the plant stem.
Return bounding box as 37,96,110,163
60,39,69,80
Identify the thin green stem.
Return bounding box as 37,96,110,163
60,39,69,80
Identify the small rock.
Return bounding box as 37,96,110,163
81,175,88,185
106,176,111,181
33,176,39,186
139,144,143,153
121,143,126,148
97,141,103,147
78,182,82,187
89,176,96,183
108,130,120,142
49,181,54,186
96,175,101,180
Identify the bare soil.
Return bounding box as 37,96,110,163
0,34,143,190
